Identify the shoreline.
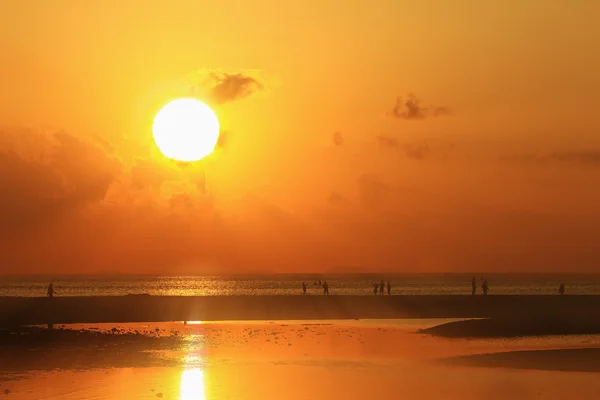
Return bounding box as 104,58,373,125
2,295,600,326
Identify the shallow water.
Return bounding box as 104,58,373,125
2,319,600,399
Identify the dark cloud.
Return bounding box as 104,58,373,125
432,106,453,117
333,132,344,146
356,174,392,210
191,71,264,105
210,72,263,104
547,151,600,166
377,135,399,148
376,137,444,161
388,93,451,120
503,150,600,166
404,142,431,160
0,130,121,236
327,192,347,207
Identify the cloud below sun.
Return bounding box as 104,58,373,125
2,114,600,275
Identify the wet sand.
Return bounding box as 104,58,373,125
2,319,600,399
420,317,600,338
2,295,600,326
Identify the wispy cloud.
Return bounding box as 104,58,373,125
404,142,431,160
547,151,600,166
189,69,265,104
388,93,452,120
377,135,399,148
503,150,600,166
333,132,344,146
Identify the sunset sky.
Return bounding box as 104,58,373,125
1,1,600,274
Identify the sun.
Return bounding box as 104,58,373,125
152,98,220,162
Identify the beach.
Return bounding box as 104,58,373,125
2,295,600,326
2,319,600,399
3,295,600,398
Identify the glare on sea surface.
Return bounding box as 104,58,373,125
180,369,206,400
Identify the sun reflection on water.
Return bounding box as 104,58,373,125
180,369,205,400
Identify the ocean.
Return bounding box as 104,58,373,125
1,274,599,297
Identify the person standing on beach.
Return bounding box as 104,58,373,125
387,281,391,295
323,281,329,295
379,280,384,295
559,283,565,295
482,279,489,296
47,282,56,298
472,277,477,295
302,281,307,295
373,283,378,295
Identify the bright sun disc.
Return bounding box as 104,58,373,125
152,98,220,162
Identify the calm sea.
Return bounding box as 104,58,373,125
1,274,599,297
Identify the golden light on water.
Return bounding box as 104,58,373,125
180,369,206,400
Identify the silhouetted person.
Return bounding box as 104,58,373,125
302,281,307,295
559,283,565,295
472,276,477,295
482,279,489,296
323,281,329,295
318,280,322,286
372,283,378,295
387,281,391,295
47,283,56,298
379,280,384,295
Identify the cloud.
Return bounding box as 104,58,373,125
2,125,600,274
502,150,600,166
432,106,453,117
333,131,344,146
388,93,451,120
403,142,431,160
547,151,600,166
356,174,394,210
375,136,448,161
189,70,265,104
377,135,399,148
327,192,347,207
130,158,180,190
217,130,229,148
0,129,121,236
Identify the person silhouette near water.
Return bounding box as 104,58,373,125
302,281,307,295
387,281,391,295
323,281,329,295
373,283,378,295
559,283,565,295
482,279,489,296
472,276,477,295
379,280,384,295
47,282,56,298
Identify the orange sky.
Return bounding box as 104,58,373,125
1,1,600,274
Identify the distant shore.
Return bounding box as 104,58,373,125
2,295,600,326
420,316,600,338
